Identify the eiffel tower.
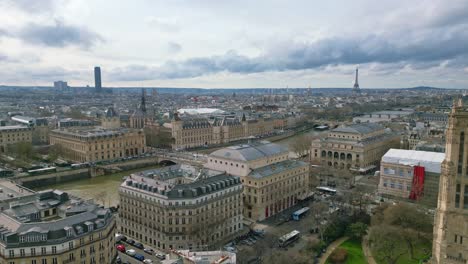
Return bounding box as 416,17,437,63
353,67,360,93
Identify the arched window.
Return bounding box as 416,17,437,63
458,132,464,174
340,153,345,160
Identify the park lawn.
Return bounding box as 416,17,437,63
393,239,432,264
326,238,367,264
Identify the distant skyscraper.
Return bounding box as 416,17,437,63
53,81,68,91
353,67,360,93
94,66,102,92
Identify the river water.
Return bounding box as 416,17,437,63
33,129,326,207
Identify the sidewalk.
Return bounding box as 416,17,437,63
319,236,349,264
362,235,377,264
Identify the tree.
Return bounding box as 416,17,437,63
66,107,87,119
10,142,36,160
369,225,407,264
329,248,348,264
381,203,432,259
370,203,433,261
289,134,313,157
346,222,368,240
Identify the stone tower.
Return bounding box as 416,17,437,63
101,107,120,129
432,98,468,264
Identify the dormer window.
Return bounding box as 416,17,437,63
85,222,94,232
65,226,73,237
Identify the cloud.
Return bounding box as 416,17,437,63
0,53,9,61
0,66,81,83
17,20,103,48
145,16,180,32
167,42,182,54
4,0,56,13
109,22,468,81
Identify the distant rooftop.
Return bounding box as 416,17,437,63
0,125,31,131
51,127,138,138
209,141,288,161
248,160,308,179
382,148,445,173
178,108,225,115
332,123,384,134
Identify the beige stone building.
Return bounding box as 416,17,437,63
378,149,445,208
205,141,309,221
310,123,400,173
170,113,302,150
49,127,146,162
119,164,243,251
432,99,468,264
101,107,121,129
0,126,32,153
0,189,116,264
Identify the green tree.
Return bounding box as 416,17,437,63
10,142,35,160
369,225,407,264
346,222,368,240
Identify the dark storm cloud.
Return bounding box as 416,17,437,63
110,23,468,81
17,21,103,48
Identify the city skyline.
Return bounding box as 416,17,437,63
0,0,468,89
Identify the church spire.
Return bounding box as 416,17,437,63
140,88,147,113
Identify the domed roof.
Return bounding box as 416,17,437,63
105,107,118,118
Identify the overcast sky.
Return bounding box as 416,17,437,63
1,0,468,88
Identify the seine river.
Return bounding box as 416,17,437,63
33,129,325,207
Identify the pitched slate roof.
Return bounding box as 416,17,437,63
209,141,288,161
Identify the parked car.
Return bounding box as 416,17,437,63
116,244,126,252
134,242,144,249
143,259,153,264
116,256,122,264
143,248,154,254
134,253,145,261
126,239,135,245
126,249,136,256
155,253,166,260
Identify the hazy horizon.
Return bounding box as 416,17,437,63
1,0,468,88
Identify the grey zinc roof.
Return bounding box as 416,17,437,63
209,141,288,161
248,160,308,179
332,123,384,134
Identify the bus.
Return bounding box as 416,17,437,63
292,207,309,221
316,186,337,195
278,230,300,248
28,167,57,176
71,163,89,169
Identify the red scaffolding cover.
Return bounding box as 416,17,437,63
409,165,425,200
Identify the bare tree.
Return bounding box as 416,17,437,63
289,134,313,157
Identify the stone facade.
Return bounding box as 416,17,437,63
432,99,468,264
119,165,243,251
0,126,32,153
49,127,146,162
205,141,309,221
310,123,400,173
0,190,116,264
170,113,302,150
